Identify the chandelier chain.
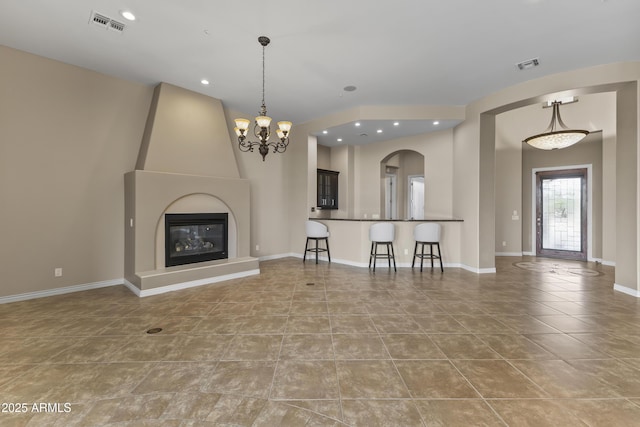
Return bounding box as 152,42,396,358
261,43,266,115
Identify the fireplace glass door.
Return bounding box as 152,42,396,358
165,213,228,267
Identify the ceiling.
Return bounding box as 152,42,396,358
1,0,639,146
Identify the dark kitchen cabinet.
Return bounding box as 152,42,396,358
317,169,339,209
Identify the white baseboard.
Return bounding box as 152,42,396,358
0,279,123,305
124,269,261,297
614,283,640,298
281,252,463,271
0,268,263,304
258,253,298,261
522,251,535,256
495,252,524,257
459,264,497,274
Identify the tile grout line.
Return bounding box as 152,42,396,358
326,279,346,424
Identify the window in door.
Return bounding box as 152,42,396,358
535,168,587,260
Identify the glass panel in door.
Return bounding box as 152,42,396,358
536,169,587,261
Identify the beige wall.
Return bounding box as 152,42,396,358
307,129,455,235
495,113,523,254
294,105,464,260
355,129,454,220
137,83,239,178
317,144,331,170
0,45,152,298
495,92,615,261
455,62,639,281
453,115,482,269
379,150,424,219
225,107,292,259
330,145,355,218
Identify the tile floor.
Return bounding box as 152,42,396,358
2,257,640,426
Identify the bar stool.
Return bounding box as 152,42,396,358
412,223,443,272
303,221,331,264
369,222,396,272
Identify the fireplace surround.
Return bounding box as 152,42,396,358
123,84,258,296
124,170,258,295
165,213,228,267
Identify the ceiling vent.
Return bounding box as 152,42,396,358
516,58,539,70
89,11,125,33
109,20,125,32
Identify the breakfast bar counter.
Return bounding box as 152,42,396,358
308,218,463,268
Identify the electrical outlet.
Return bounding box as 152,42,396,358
404,249,409,255
311,207,315,212
502,241,507,247
54,268,63,277
255,245,260,251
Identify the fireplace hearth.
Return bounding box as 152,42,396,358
165,213,228,267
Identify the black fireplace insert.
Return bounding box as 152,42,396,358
165,213,228,267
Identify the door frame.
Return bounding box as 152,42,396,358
407,175,425,220
530,164,593,261
384,172,397,219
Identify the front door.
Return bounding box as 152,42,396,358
535,168,587,261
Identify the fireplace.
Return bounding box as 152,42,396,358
165,213,228,267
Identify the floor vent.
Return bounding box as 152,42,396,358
89,11,126,33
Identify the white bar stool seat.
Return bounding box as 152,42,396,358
368,222,396,272
304,221,331,264
412,223,443,272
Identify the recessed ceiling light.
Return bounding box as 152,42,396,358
377,129,383,133
343,85,357,92
433,121,440,125
355,122,361,127
337,138,343,142
393,122,399,126
322,130,328,134
120,10,136,21
201,79,210,85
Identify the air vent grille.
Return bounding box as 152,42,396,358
89,11,126,33
92,13,110,27
516,58,539,70
109,20,125,32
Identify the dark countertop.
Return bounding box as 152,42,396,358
309,218,463,222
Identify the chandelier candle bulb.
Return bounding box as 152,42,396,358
235,118,250,131
256,116,272,128
278,121,292,133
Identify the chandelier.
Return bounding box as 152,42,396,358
523,101,589,150
234,36,292,161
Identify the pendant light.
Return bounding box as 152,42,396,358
523,101,589,150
